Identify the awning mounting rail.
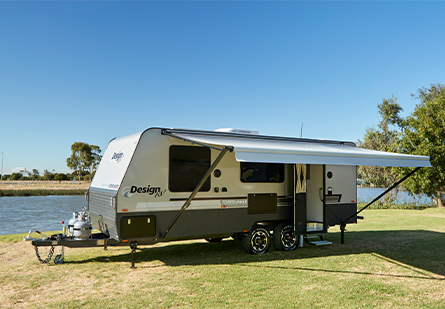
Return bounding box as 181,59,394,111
162,130,225,152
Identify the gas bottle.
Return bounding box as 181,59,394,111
68,212,79,235
73,217,92,240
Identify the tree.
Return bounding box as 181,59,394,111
32,169,40,180
357,96,402,187
66,142,101,183
396,83,445,207
67,142,89,183
54,173,68,182
10,172,23,180
43,169,55,180
88,145,102,179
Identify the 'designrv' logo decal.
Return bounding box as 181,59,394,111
122,185,166,198
109,152,124,163
122,186,134,198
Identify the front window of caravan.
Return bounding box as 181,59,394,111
169,145,211,192
240,162,284,183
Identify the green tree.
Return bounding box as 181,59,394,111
67,142,89,183
54,173,68,181
88,144,102,179
66,142,101,183
43,169,55,180
396,83,445,207
10,172,23,180
31,169,40,180
357,96,402,187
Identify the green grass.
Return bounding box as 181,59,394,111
1,208,445,308
359,201,436,210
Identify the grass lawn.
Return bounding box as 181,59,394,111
1,208,444,308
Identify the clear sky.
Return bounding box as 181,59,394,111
1,1,444,175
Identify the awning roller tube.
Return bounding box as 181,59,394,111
167,132,431,168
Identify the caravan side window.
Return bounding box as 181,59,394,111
169,146,211,192
240,163,284,183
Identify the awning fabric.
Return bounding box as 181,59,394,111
171,133,432,167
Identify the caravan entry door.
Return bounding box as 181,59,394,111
305,164,325,230
294,163,358,234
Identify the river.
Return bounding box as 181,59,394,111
357,187,431,205
0,195,87,236
0,188,433,236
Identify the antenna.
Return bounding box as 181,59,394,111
300,123,303,138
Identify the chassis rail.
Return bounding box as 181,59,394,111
31,232,120,248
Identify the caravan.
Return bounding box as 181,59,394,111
31,127,431,265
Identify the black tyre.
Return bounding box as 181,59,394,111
273,223,297,251
242,226,271,254
205,237,223,243
53,254,64,264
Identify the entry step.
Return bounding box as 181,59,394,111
307,240,332,246
303,234,332,246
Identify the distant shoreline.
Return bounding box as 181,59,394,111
0,189,87,197
0,181,89,197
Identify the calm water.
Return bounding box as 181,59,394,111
357,187,431,205
0,188,432,236
0,195,87,236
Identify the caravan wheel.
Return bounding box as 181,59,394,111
242,227,270,254
273,223,297,251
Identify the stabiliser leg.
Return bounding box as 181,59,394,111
130,242,137,269
340,223,346,244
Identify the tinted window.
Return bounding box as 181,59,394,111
169,146,211,192
240,163,284,183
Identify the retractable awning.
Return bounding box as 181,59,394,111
168,132,431,167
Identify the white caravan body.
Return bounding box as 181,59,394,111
88,127,431,249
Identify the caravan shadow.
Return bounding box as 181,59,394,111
68,229,445,277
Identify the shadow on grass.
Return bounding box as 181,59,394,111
65,229,445,279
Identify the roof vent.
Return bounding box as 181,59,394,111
215,128,259,135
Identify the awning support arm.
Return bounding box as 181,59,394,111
340,166,422,244
160,146,233,239
162,130,225,152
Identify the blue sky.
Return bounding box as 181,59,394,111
1,1,444,175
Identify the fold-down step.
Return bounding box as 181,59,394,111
304,235,332,246
308,240,332,246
